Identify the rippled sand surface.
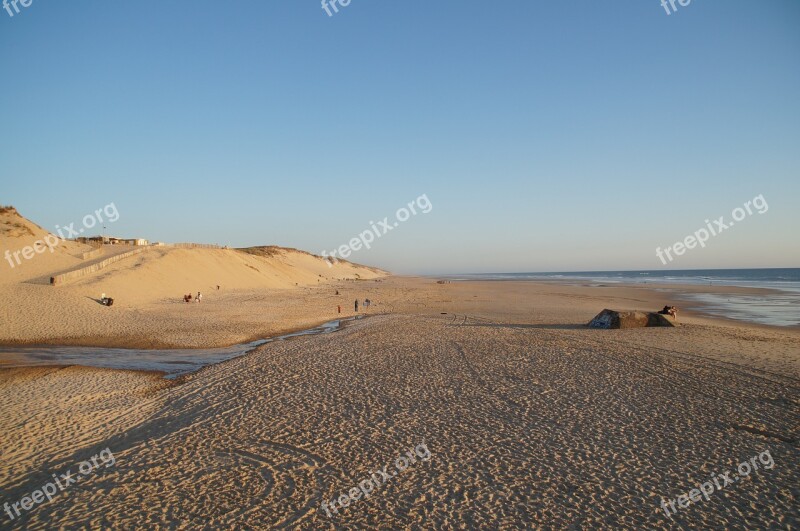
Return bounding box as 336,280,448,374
1,281,797,529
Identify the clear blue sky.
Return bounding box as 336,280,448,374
2,1,798,274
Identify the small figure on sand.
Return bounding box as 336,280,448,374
337,305,341,314
184,293,192,303
100,293,114,306
365,298,371,309
196,292,202,303
355,299,359,312
658,305,678,319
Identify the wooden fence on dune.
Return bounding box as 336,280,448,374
80,248,104,261
50,243,226,285
169,243,223,249
50,247,149,285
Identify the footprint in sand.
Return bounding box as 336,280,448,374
170,441,335,527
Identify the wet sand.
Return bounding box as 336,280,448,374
0,318,356,378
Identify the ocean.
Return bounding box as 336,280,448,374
450,268,800,327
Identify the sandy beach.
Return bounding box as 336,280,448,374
1,274,798,529
5,2,800,528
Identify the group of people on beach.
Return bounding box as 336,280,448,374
183,285,220,303
183,292,202,303
337,294,372,314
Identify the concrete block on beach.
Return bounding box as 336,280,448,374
588,308,675,329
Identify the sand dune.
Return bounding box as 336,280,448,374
0,206,96,284
0,207,385,347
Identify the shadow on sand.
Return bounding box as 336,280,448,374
442,314,586,331
464,323,586,331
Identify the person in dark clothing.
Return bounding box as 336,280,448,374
658,305,678,318
354,299,359,312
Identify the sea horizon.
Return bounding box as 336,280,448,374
445,267,800,286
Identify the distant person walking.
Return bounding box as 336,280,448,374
337,305,341,314
354,299,359,312
196,291,202,303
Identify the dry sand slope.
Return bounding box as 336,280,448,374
1,312,797,529
0,207,385,348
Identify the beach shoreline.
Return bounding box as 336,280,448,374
447,278,800,331
2,276,797,351
1,277,798,384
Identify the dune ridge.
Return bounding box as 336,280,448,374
0,207,386,348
